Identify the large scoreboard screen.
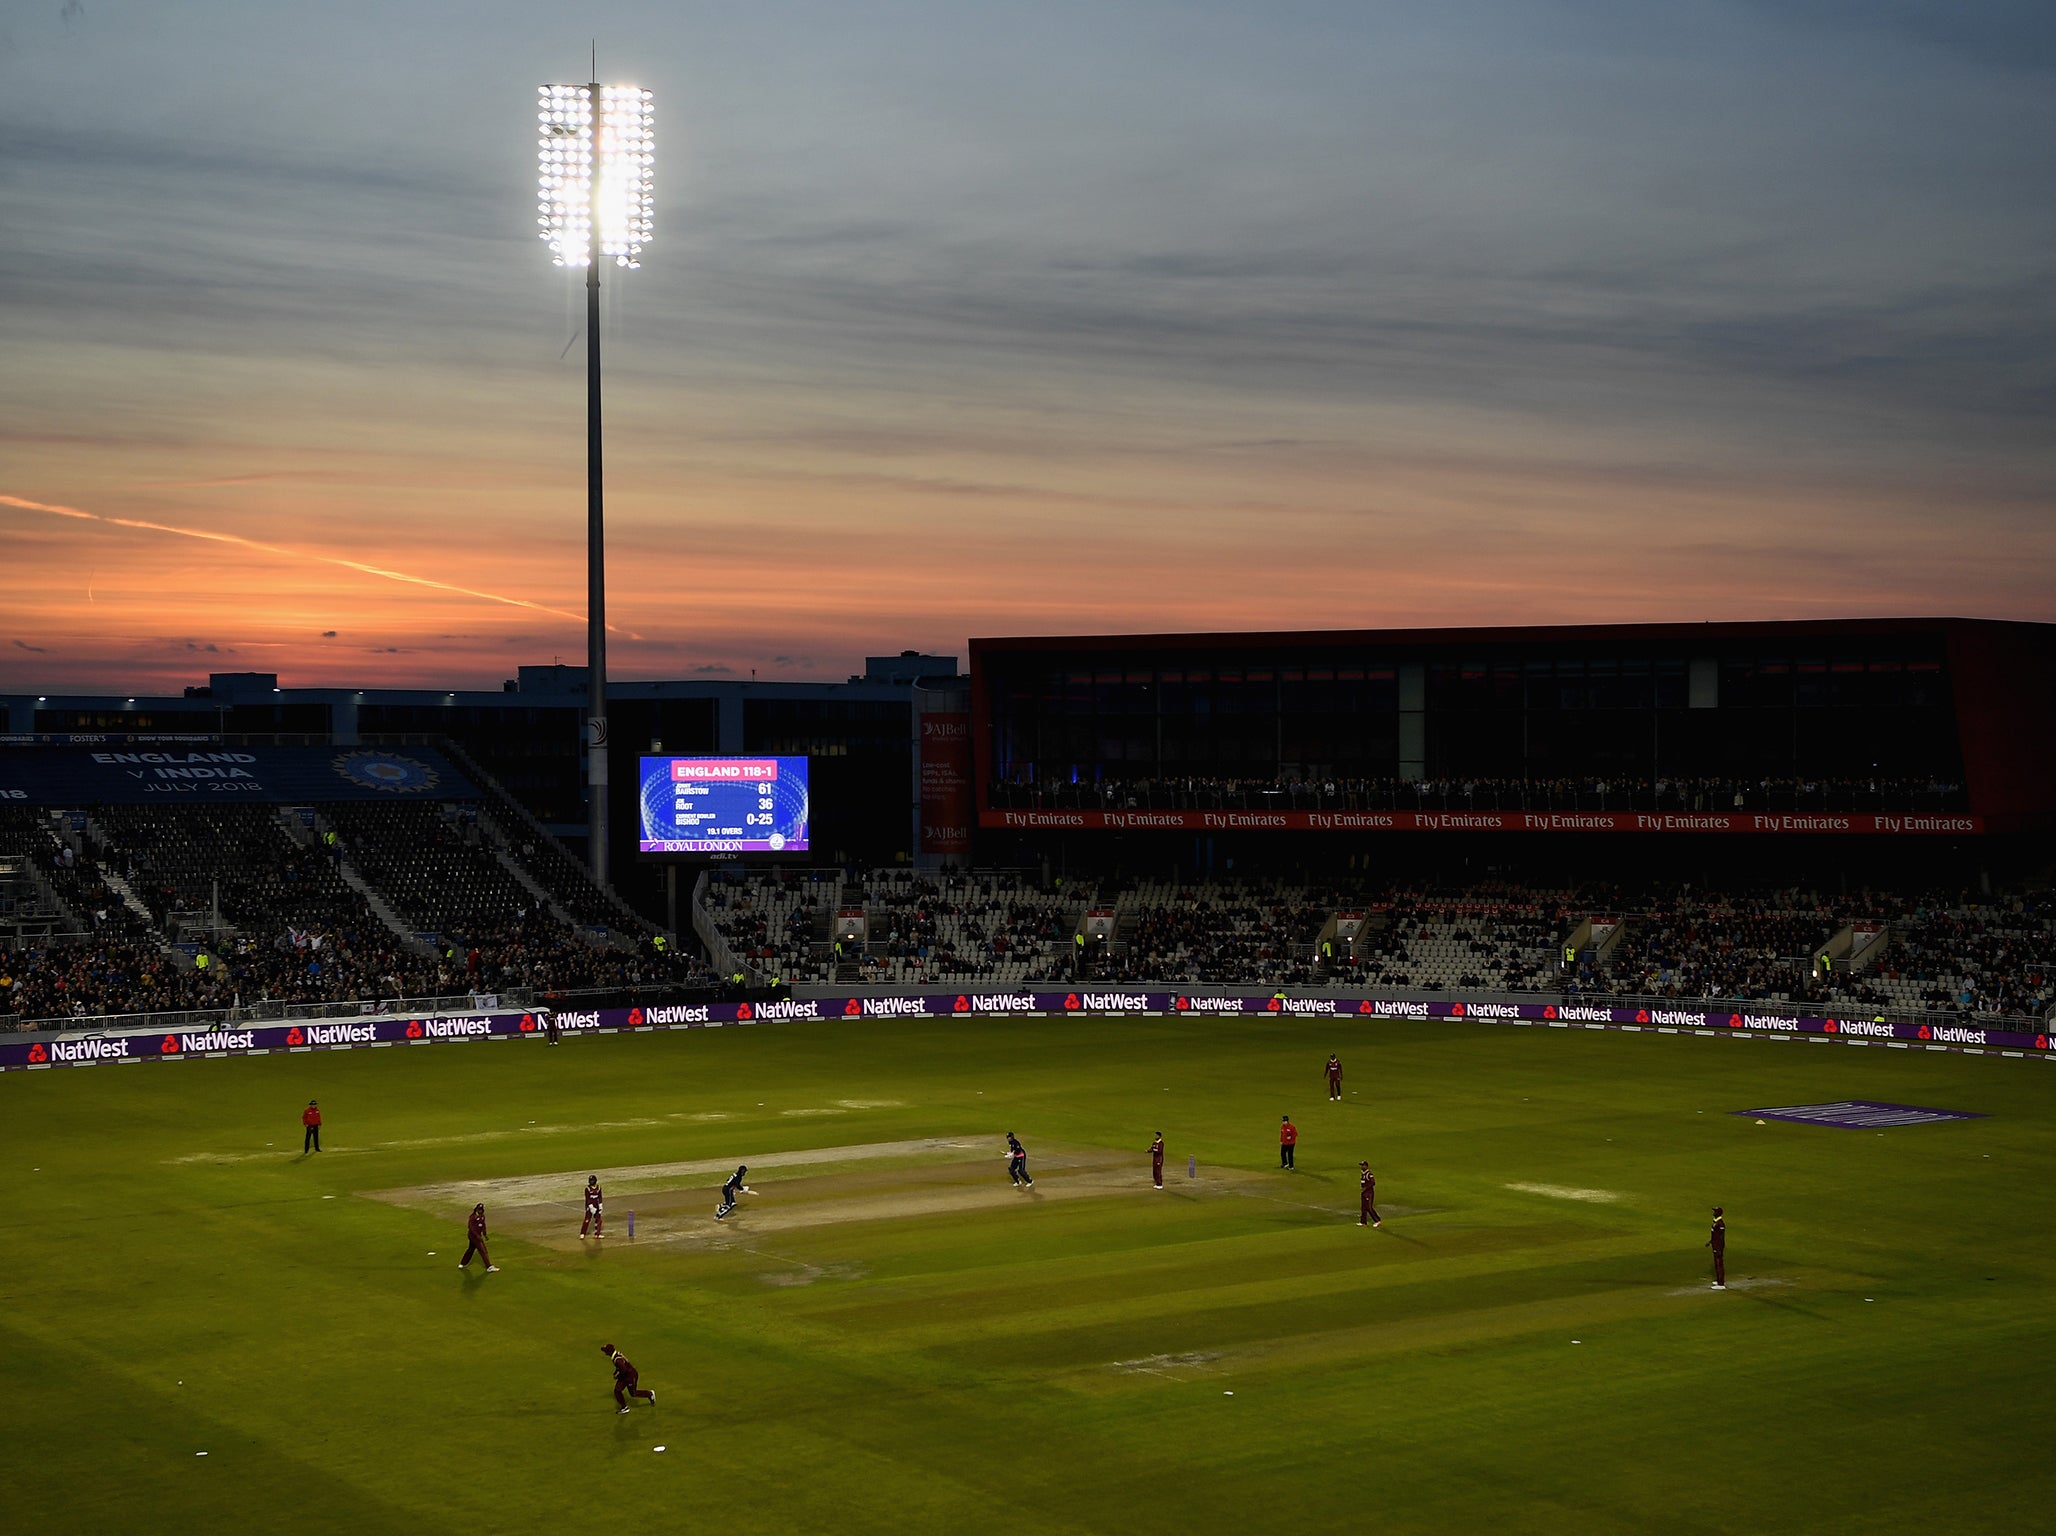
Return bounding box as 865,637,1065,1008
637,756,810,856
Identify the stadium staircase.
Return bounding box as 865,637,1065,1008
316,815,431,952
434,737,661,943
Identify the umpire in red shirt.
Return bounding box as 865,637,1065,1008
1280,1115,1298,1170
301,1100,322,1154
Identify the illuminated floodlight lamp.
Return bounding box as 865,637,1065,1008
537,82,654,268
533,73,656,890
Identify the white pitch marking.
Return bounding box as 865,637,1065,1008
1505,1181,1620,1203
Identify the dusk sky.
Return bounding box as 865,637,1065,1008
3,1,2052,692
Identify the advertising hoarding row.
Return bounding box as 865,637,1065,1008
4,994,2046,1072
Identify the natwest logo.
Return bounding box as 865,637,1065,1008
1735,1014,1799,1033
179,1030,255,1053
857,997,925,1018
1180,996,1243,1014
418,1016,491,1039
1930,1025,1987,1045
642,1004,712,1026
1076,993,1147,1012
1832,1018,1896,1039
49,1036,134,1063
966,993,1036,1013
1649,1009,1705,1026
301,1022,377,1046
1556,1006,1613,1022
1461,1002,1523,1020
26,1042,48,1063
1371,1000,1430,1018
1272,998,1334,1016
751,998,820,1021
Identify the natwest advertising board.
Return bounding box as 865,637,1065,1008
980,809,1984,835
3,994,2049,1072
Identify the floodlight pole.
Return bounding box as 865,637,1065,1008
585,83,609,891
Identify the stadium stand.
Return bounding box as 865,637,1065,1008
690,867,2056,1025
0,774,717,1027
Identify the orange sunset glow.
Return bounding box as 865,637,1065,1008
4,4,2051,692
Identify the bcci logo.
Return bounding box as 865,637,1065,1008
332,752,441,795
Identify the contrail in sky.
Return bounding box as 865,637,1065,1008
0,492,612,630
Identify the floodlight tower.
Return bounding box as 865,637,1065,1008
537,77,655,886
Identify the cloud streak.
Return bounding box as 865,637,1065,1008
0,493,598,628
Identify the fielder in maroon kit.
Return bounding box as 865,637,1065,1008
1150,1133,1165,1189
601,1344,655,1413
1358,1161,1381,1227
1708,1206,1726,1289
1324,1055,1344,1101
460,1203,498,1272
580,1174,604,1238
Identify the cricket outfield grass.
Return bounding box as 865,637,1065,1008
1,1015,2050,1534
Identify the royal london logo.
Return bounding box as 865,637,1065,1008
331,751,442,796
